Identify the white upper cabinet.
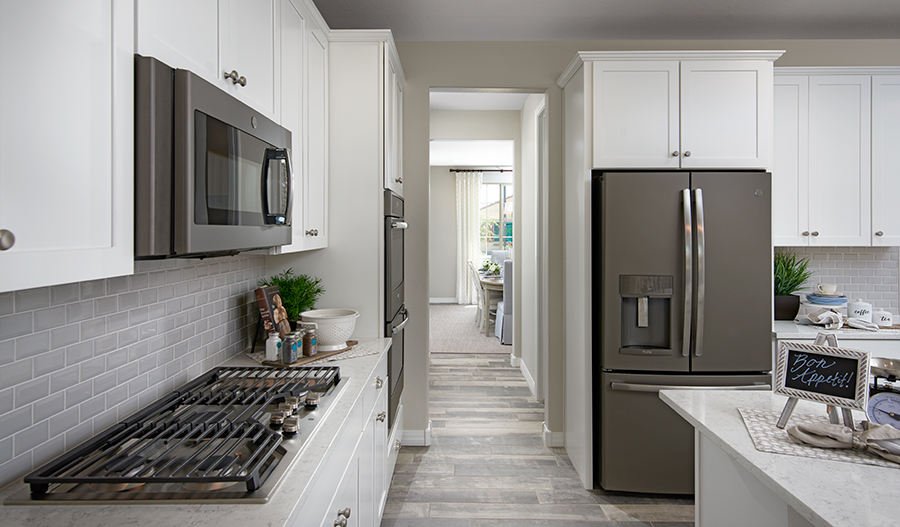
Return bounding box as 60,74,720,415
0,0,134,293
584,52,781,170
872,75,900,246
384,55,404,196
771,68,900,247
136,0,281,121
276,0,328,254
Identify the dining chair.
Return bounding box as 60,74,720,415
467,260,483,326
494,259,512,344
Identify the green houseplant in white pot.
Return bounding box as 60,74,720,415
774,252,813,320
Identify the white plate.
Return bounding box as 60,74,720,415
812,291,844,297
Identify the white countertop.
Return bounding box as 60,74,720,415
0,338,392,527
773,320,900,340
660,389,900,527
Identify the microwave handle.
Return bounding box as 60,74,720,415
261,148,292,225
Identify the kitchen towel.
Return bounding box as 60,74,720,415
787,422,900,464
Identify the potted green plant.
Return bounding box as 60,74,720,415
258,268,325,325
774,252,813,320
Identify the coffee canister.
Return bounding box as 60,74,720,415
848,299,873,322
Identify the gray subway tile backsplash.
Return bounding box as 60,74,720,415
0,254,264,489
779,246,900,314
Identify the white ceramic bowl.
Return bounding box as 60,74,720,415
299,309,359,351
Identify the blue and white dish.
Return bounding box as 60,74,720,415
806,293,848,305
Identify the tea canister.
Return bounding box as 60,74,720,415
873,309,894,328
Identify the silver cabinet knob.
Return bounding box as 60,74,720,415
376,412,386,422
811,231,819,236
671,151,679,157
375,376,384,389
802,231,810,236
333,518,346,527
394,439,402,451
224,70,247,86
876,231,884,236
683,151,691,157
0,229,14,251
338,508,351,518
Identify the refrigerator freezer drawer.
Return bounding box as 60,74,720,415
598,371,771,494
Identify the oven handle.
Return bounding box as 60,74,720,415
391,221,408,229
392,312,409,334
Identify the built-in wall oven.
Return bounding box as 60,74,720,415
134,55,293,259
384,190,407,430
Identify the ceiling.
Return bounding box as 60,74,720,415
310,0,900,41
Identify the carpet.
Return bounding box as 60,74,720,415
429,303,510,354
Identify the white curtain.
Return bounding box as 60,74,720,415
456,170,483,304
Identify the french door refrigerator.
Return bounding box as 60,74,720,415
592,171,773,494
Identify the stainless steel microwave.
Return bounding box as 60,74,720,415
134,55,292,259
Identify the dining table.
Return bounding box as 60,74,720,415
478,272,503,336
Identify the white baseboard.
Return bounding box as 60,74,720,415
509,355,521,367
542,422,564,447
429,298,457,304
401,420,433,446
520,359,536,399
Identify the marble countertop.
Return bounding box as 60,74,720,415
773,320,900,340
0,338,392,527
660,389,900,527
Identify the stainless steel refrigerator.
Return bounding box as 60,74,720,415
592,171,773,495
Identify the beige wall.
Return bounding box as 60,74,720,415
428,110,521,302
398,39,900,435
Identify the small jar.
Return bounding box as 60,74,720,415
302,324,317,357
281,334,298,364
265,332,281,362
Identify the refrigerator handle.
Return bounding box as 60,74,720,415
610,382,771,393
693,188,706,357
681,189,692,358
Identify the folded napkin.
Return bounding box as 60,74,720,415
798,307,843,330
787,422,900,464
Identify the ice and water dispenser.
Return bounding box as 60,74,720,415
619,275,673,355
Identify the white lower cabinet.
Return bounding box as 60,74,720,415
294,351,396,527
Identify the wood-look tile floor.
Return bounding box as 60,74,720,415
380,354,695,527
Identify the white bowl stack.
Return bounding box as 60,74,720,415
299,309,359,351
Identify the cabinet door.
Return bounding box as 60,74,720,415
305,25,328,247
680,61,772,169
384,54,403,195
807,75,871,246
591,61,680,169
373,384,389,517
219,0,280,120
0,0,133,293
277,0,306,254
320,453,359,527
135,0,219,83
357,410,376,527
872,75,900,246
772,76,810,246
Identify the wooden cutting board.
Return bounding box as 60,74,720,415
261,340,358,368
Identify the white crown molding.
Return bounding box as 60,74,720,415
775,66,900,76
328,29,406,84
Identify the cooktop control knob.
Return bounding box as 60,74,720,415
282,417,300,436
305,392,321,409
269,410,287,428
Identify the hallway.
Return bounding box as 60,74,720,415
380,353,695,526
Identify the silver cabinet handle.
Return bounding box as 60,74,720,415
0,229,14,251
224,70,247,86
876,231,884,236
672,150,679,157
802,231,810,236
683,150,692,157
305,229,319,236
395,177,403,183
811,231,819,236
338,508,351,518
610,382,771,393
375,376,384,389
693,188,706,358
376,412,386,422
394,439,402,451
681,189,692,358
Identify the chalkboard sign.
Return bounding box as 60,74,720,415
774,341,870,412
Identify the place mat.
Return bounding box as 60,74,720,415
738,407,900,470
246,340,381,367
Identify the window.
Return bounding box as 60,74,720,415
479,183,513,255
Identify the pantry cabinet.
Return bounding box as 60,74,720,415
587,52,780,170
135,0,281,121
0,0,134,293
773,68,900,247
276,0,329,253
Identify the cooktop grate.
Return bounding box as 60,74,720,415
22,365,341,498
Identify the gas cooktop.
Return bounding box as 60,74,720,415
5,365,345,505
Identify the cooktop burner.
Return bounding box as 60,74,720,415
5,365,345,505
